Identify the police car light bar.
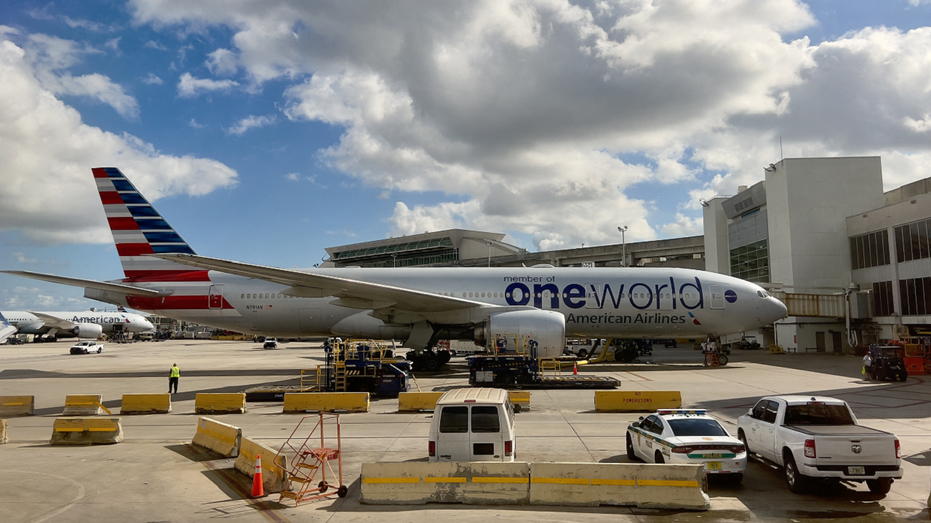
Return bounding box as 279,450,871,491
658,409,707,415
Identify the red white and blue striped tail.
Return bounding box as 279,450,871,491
93,167,198,280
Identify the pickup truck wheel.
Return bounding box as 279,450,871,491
577,349,587,359
738,429,750,455
626,433,636,460
97,348,102,353
654,451,665,464
84,348,89,354
784,455,808,494
867,478,892,494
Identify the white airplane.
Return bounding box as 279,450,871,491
0,309,155,340
4,167,787,366
0,311,17,344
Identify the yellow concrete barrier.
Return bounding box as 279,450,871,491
195,393,246,414
282,392,369,413
361,462,530,505
0,395,35,416
529,462,708,509
192,417,241,457
63,394,107,416
397,392,444,412
1,419,7,444
508,391,531,410
234,437,290,493
50,417,123,445
594,391,682,412
120,393,171,415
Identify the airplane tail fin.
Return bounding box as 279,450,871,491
93,167,199,280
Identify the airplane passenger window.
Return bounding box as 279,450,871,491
241,294,244,299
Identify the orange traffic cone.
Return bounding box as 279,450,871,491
251,454,264,497
573,361,578,375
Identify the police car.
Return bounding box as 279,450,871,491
626,409,747,482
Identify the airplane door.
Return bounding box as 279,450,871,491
208,285,224,309
709,285,725,310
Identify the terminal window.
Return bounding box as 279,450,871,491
730,240,770,283
894,219,931,263
899,277,931,316
850,230,891,270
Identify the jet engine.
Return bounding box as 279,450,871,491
68,323,104,339
475,309,565,359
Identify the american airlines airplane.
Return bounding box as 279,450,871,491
0,309,154,340
4,167,787,366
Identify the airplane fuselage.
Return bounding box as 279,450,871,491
102,266,785,342
2,311,154,337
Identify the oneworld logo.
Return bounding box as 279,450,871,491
503,276,710,311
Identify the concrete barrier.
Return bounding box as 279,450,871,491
50,418,123,445
120,393,171,414
282,392,369,413
361,462,530,505
0,419,7,444
195,393,246,414
397,392,444,412
234,437,290,493
529,462,709,510
192,417,242,457
63,394,107,416
508,391,531,410
0,396,34,417
594,391,682,412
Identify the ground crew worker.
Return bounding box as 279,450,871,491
169,363,180,393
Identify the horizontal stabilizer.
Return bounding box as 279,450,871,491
2,270,162,297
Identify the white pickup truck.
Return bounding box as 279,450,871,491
736,395,903,494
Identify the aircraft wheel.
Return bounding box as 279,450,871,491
423,355,440,372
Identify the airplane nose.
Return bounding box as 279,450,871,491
768,297,788,322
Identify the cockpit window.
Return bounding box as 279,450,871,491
757,290,771,298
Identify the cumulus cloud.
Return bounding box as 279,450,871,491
177,71,239,97
141,72,162,85
125,0,931,249
22,32,140,119
227,114,276,135
0,36,238,245
206,48,237,75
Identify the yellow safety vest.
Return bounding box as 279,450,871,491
170,366,180,378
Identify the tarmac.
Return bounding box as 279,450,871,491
0,339,929,522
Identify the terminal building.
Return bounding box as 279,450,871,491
703,157,931,352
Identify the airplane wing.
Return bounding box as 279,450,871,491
27,311,79,330
153,253,485,313
1,271,162,297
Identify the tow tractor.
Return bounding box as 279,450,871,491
468,334,619,389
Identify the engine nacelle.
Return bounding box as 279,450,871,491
477,310,565,359
69,323,103,339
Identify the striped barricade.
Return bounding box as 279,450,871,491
120,393,171,414
192,417,242,457
50,418,123,445
0,396,34,417
361,462,530,505
594,391,682,412
282,392,369,413
195,393,246,414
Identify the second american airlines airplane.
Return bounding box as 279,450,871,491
4,167,787,364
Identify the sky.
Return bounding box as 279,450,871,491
2,0,931,312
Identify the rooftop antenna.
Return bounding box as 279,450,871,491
779,136,783,160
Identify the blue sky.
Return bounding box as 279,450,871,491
2,0,931,311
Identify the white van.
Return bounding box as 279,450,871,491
428,388,517,462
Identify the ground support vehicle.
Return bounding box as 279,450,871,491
866,344,908,381
263,337,279,349
626,409,747,482
320,339,411,396
70,340,104,354
737,395,903,494
468,350,619,389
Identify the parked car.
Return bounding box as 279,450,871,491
737,395,903,494
70,340,103,354
626,409,747,482
263,337,279,349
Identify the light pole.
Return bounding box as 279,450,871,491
617,226,628,267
